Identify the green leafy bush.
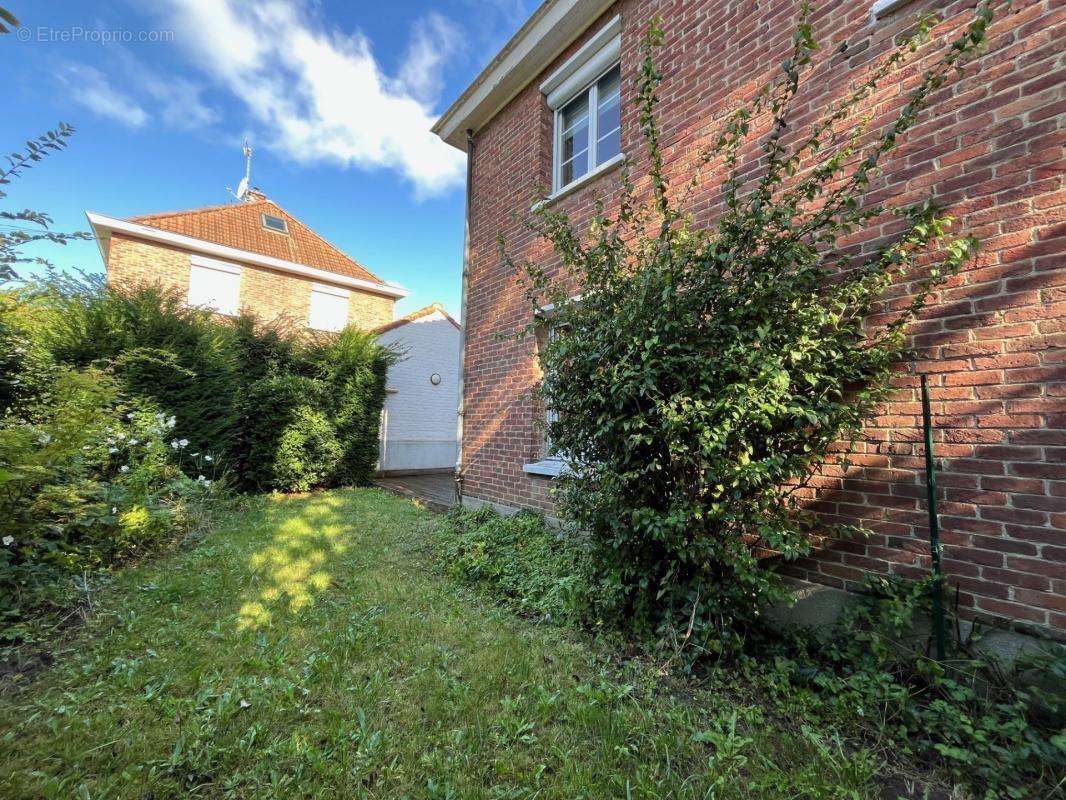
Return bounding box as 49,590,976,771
512,6,994,649
274,407,343,492
755,577,1066,798
240,375,338,492
0,363,225,638
0,291,60,421
19,276,394,493
37,276,243,460
311,328,390,487
437,506,593,624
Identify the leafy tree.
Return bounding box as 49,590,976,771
1,124,91,283
0,7,18,35
512,3,995,652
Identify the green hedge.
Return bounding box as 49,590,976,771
15,276,395,494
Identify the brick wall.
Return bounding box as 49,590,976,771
105,233,395,330
461,0,1066,633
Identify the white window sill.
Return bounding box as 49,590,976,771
533,153,625,212
523,458,567,478
872,0,915,19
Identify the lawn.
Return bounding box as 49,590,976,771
0,489,892,799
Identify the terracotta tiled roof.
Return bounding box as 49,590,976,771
373,303,460,335
129,191,382,283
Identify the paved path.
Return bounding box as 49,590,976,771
376,473,455,512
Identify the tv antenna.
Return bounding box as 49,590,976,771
228,140,253,201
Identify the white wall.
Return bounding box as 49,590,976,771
377,310,460,473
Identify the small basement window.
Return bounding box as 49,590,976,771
308,283,350,332
262,213,289,234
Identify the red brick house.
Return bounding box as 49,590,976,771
433,0,1065,634
88,190,408,331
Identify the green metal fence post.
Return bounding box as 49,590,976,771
921,373,947,661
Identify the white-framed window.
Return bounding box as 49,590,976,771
541,16,622,195
308,283,350,332
555,65,622,191
262,213,288,234
187,255,241,316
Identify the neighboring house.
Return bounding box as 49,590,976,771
375,304,461,475
88,190,408,331
433,0,1065,635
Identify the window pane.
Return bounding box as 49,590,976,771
595,66,621,165
560,93,589,185
262,214,288,233
597,126,621,164
562,149,588,186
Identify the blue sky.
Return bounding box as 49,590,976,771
1,0,537,316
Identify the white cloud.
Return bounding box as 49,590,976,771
158,0,466,197
58,48,218,133
144,75,219,129
398,12,466,105
59,64,149,128
114,49,219,130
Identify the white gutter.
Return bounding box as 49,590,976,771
431,0,615,151
86,211,410,300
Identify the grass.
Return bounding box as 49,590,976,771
0,489,894,799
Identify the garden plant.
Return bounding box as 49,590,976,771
501,1,1065,795
0,126,395,653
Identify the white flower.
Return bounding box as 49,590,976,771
129,439,139,446
111,506,117,514
108,447,118,454
191,452,199,457
179,439,189,448
2,536,13,546
117,432,126,440
127,412,135,420
38,433,52,445
204,455,213,463
166,416,176,429
120,465,130,473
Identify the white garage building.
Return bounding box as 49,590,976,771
375,304,461,475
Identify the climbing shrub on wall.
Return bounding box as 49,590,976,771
512,4,995,651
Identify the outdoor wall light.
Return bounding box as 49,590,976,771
430,373,442,385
